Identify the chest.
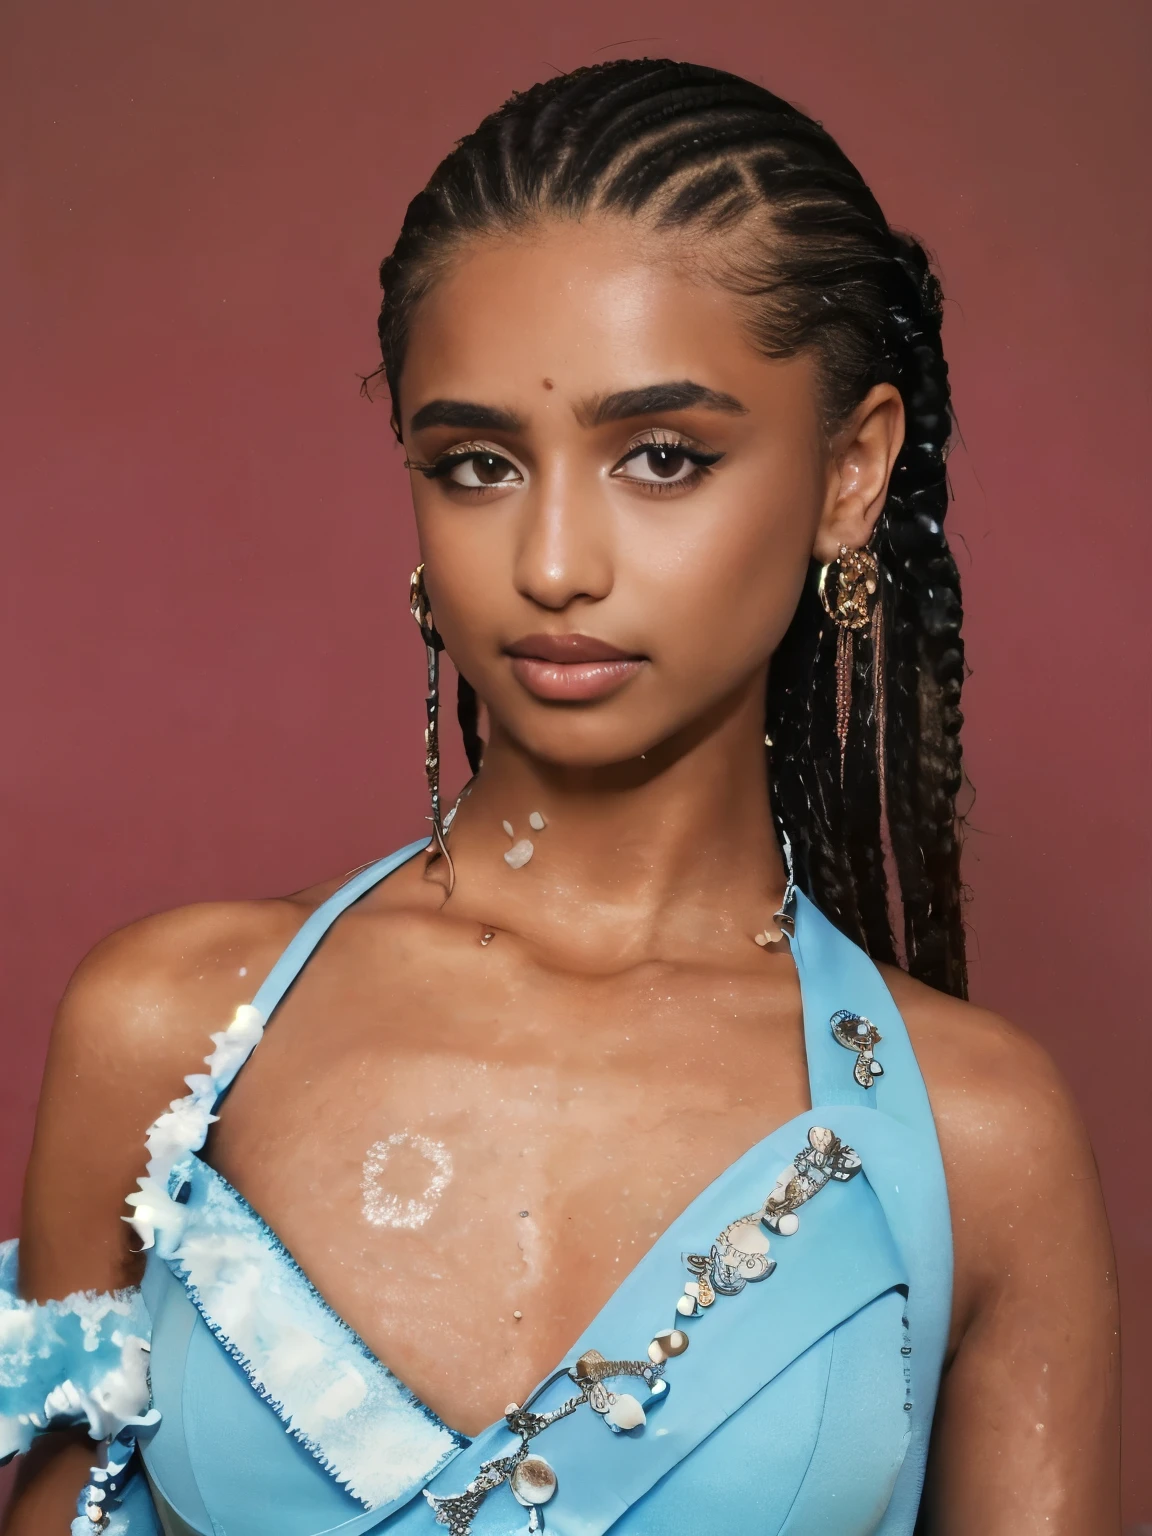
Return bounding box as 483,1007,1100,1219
209,930,808,1434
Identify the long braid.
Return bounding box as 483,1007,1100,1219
456,675,484,776
875,240,965,991
375,60,968,996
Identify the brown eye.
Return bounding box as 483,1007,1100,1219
613,439,722,487
446,451,521,488
643,446,689,479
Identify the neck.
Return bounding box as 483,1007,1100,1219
434,675,787,967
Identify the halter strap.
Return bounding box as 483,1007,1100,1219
792,889,937,1140
251,840,429,1021
210,839,429,1109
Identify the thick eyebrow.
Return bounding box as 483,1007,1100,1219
408,399,524,434
583,380,749,426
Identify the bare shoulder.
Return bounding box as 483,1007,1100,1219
18,872,346,1299
46,886,328,1090
879,964,1092,1167
879,965,1112,1338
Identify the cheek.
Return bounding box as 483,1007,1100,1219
619,465,820,677
413,498,509,657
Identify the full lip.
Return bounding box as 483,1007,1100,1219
504,633,642,664
503,632,647,702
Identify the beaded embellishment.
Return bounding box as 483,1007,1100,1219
424,1126,862,1534
830,1009,884,1089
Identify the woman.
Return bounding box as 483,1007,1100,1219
1,58,1119,1536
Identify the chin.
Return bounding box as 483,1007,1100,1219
499,705,672,771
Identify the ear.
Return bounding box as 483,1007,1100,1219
812,384,905,564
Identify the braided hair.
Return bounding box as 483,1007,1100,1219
374,60,967,997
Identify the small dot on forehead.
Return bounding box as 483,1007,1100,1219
542,378,554,390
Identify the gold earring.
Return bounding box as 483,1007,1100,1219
409,564,456,893
817,546,886,812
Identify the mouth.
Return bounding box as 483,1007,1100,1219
503,633,647,702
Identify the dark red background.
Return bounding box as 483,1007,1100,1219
2,0,1148,1523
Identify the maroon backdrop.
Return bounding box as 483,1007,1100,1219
2,0,1148,1523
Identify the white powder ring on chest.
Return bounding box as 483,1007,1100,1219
360,1132,454,1230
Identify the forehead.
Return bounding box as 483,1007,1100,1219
398,218,808,421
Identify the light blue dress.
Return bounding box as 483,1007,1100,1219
1,839,952,1535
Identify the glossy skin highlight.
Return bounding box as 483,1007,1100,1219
6,220,1119,1535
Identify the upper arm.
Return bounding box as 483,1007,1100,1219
887,974,1121,1533
4,896,305,1531
17,899,289,1301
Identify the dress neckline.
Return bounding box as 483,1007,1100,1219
142,838,915,1493
177,1080,829,1447
181,840,831,1447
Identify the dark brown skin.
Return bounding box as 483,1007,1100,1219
6,220,1119,1533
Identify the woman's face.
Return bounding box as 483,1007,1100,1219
399,219,882,769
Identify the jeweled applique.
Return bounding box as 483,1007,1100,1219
830,1009,884,1089
427,1126,862,1535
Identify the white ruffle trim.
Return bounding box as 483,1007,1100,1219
0,1240,157,1461
123,1004,264,1255
171,1164,465,1508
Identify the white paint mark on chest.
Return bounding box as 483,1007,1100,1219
360,1132,454,1230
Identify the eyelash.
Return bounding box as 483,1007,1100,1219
406,433,723,496
613,432,723,494
406,442,512,485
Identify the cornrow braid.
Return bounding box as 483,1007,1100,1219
376,59,967,997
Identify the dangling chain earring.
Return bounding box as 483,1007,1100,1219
409,564,456,894
817,546,887,822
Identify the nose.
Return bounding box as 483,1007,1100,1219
512,459,614,612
